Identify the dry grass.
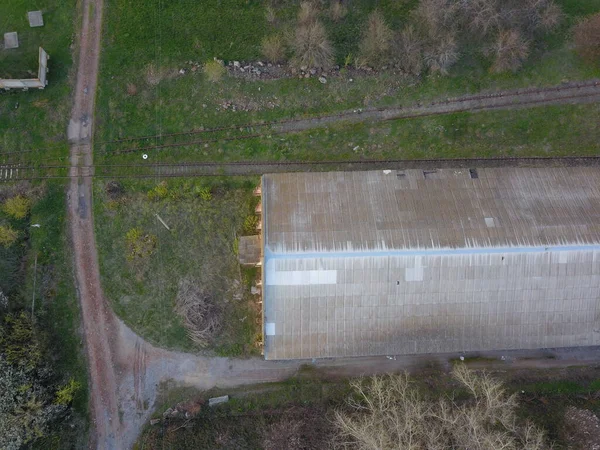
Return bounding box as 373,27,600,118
126,83,137,96
574,13,600,65
357,10,393,69
291,20,334,69
334,365,547,449
145,63,164,86
265,5,277,24
203,58,226,82
263,418,305,450
298,1,319,25
489,29,530,73
174,277,222,348
261,34,286,63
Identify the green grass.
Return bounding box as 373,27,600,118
93,178,261,354
0,0,76,161
0,182,89,448
98,102,600,164
96,0,600,149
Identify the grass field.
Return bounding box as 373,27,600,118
98,102,600,164
0,182,89,449
137,365,600,449
0,0,76,162
95,0,600,148
93,178,262,354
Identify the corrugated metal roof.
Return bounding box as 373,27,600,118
263,168,600,253
261,168,600,360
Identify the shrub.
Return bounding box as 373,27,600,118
574,13,600,65
291,20,334,69
424,33,459,75
203,58,226,82
243,215,259,234
261,34,286,63
54,379,81,406
3,195,32,219
523,0,563,33
125,228,157,261
298,1,319,25
0,226,18,247
195,186,212,201
357,10,393,68
395,25,424,75
329,1,347,22
489,29,530,73
147,181,169,201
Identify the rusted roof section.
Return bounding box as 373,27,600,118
262,167,600,254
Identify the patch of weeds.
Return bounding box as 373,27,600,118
94,178,261,354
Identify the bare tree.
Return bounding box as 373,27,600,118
489,29,530,73
424,33,460,75
463,0,501,36
357,10,393,69
414,0,459,40
334,365,547,449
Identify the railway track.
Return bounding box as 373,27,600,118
95,79,600,156
1,79,599,166
2,156,600,181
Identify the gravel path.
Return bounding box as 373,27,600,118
65,4,600,448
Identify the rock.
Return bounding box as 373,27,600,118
162,408,173,418
318,76,327,84
179,69,185,75
304,73,310,78
150,419,161,426
309,68,317,75
257,61,264,66
300,65,307,72
233,61,240,68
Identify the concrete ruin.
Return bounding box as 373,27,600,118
0,47,49,90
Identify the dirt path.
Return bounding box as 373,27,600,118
66,0,121,448
65,4,600,448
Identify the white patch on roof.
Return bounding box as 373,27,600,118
405,267,424,281
485,217,496,228
265,323,276,336
267,269,337,286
